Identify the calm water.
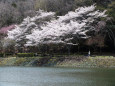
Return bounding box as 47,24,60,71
0,67,115,86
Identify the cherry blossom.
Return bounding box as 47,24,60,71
7,5,107,47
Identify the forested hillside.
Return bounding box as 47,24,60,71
0,0,115,54
0,0,114,28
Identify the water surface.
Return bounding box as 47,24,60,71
0,67,115,86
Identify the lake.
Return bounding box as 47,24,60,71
0,67,115,86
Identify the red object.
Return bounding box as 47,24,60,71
0,25,15,34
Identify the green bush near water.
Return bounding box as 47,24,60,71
17,53,34,57
0,53,14,57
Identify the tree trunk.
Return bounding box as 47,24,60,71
67,45,71,56
100,47,102,54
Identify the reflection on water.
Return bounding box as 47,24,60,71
0,67,115,86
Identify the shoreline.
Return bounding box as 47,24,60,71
0,56,115,68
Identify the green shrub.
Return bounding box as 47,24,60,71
6,53,13,56
17,53,34,57
0,53,13,57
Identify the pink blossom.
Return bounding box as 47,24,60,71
0,25,16,34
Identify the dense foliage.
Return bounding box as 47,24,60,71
0,0,114,28
17,53,34,57
0,0,115,53
6,5,107,54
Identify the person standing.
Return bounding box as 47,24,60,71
88,50,90,57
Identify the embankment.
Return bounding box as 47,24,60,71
0,55,115,67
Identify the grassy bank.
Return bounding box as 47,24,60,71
57,56,115,68
0,55,115,68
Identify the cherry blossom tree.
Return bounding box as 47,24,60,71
7,10,55,49
7,5,107,53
